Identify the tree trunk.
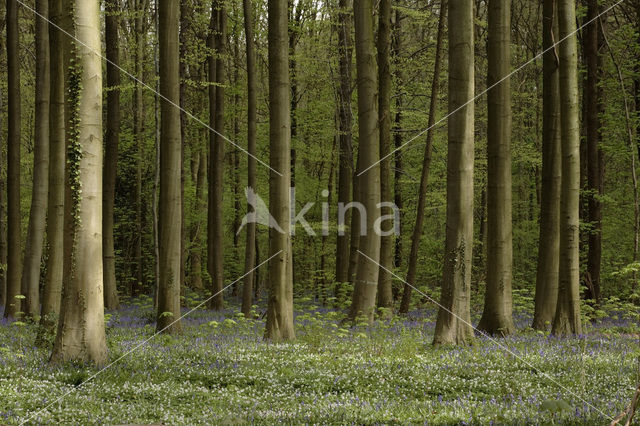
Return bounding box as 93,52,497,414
265,0,295,341
477,0,515,336
103,0,120,310
132,0,145,297
241,0,257,317
156,0,182,334
552,0,582,336
208,0,225,310
433,0,475,346
376,0,393,313
392,5,404,286
532,0,561,331
21,0,50,319
400,0,446,315
348,0,381,324
0,23,5,309
190,148,206,292
4,0,22,319
583,0,604,305
50,0,107,365
334,0,354,297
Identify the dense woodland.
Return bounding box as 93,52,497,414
1,0,640,423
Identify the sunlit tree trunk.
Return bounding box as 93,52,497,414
400,0,446,315
533,0,561,331
241,0,257,317
433,0,475,346
51,0,107,365
21,0,50,319
156,0,182,334
477,0,515,336
552,0,582,336
265,0,295,341
103,0,120,310
348,0,381,324
376,0,393,313
3,0,22,319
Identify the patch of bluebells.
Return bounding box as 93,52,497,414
0,294,637,424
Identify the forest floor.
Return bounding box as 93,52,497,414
0,293,638,425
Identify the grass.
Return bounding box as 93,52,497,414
0,293,638,424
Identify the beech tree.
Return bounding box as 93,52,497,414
533,0,561,331
208,0,226,311
21,0,50,319
265,0,295,341
50,0,107,365
39,0,67,332
4,0,22,319
156,0,182,334
103,0,121,310
376,0,393,313
241,0,258,317
334,0,354,295
347,0,381,323
400,0,446,315
477,0,515,336
433,0,475,346
552,0,582,336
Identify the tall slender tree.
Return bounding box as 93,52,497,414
21,0,50,319
156,0,183,334
0,15,5,309
533,0,561,331
4,0,22,319
552,0,582,336
265,0,295,341
400,0,446,315
433,0,475,345
477,0,515,336
103,0,121,310
583,0,604,305
376,0,393,313
334,0,354,296
208,0,226,311
348,0,381,323
241,0,258,317
40,0,67,332
50,0,107,365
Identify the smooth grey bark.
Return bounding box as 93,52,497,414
552,0,582,336
348,0,381,324
4,0,22,319
533,0,561,331
477,0,515,336
156,0,182,334
103,0,120,310
51,0,107,365
22,0,50,319
265,0,295,341
433,0,475,346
